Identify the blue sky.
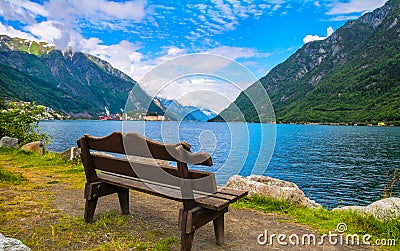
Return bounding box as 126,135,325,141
0,0,388,111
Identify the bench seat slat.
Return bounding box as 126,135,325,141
208,193,238,202
92,154,213,179
217,186,248,199
194,196,230,211
97,172,183,202
97,172,232,211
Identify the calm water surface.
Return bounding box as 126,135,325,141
40,120,400,208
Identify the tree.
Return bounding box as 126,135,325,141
0,101,51,146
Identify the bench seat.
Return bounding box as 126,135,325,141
96,172,246,211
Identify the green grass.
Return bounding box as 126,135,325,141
0,146,85,188
233,195,400,248
0,166,27,184
0,147,177,250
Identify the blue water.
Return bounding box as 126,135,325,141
40,120,400,208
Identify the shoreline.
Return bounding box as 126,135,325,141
39,119,400,127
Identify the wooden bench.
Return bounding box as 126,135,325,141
77,132,247,250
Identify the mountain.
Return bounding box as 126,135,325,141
0,35,163,118
213,0,400,125
155,95,216,122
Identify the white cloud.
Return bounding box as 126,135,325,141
21,1,49,17
0,23,36,40
328,15,361,21
187,0,287,37
0,0,149,47
92,40,144,74
327,0,387,15
158,77,241,112
42,0,147,22
27,21,62,42
130,52,262,111
0,0,37,24
314,1,321,8
303,26,334,44
327,26,334,36
208,46,271,59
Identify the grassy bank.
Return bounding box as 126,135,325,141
233,195,400,249
0,147,177,250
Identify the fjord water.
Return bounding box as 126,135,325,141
40,120,400,208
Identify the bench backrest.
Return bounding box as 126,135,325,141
78,132,218,199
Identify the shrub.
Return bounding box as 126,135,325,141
0,100,51,145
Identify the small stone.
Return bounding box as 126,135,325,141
0,137,18,149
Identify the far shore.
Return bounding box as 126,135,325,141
39,118,400,127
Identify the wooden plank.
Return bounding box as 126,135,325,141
85,132,125,154
84,182,125,200
92,155,136,177
195,196,230,211
91,154,213,180
217,186,248,200
97,172,183,202
208,192,237,202
124,132,213,166
181,207,228,233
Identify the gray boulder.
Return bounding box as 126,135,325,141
334,197,400,220
226,175,321,208
0,137,18,149
0,233,31,251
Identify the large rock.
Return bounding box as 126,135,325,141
334,197,400,220
226,175,321,208
0,137,18,149
0,233,31,251
21,141,44,155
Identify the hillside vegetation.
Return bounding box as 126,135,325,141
214,0,400,125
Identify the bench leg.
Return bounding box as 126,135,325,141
181,231,195,251
117,188,130,215
179,208,195,251
84,198,98,223
213,214,224,245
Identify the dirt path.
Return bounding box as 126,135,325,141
53,187,370,251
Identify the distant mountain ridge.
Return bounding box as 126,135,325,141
0,35,163,118
155,95,216,122
214,0,400,124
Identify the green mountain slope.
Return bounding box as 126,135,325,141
0,35,163,118
0,63,83,112
214,0,400,124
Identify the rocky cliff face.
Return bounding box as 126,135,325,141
215,0,400,124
